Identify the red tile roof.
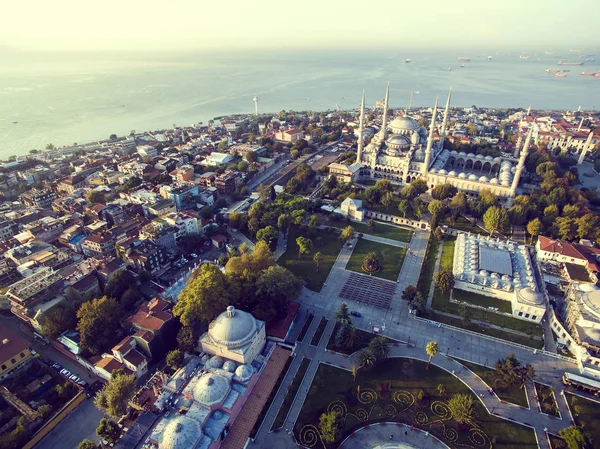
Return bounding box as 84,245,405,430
538,236,586,260
267,302,300,340
113,336,135,355
0,325,30,364
127,298,172,332
124,349,146,368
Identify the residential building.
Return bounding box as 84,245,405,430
159,184,199,211
0,326,35,380
58,174,86,194
171,164,194,182
215,170,240,195
139,222,177,251
95,336,148,380
275,128,304,143
0,219,16,243
137,145,158,158
6,267,64,312
146,199,177,218
83,231,116,259
328,163,362,184
126,297,176,359
20,189,58,209
116,238,167,273
200,152,234,167
96,258,127,290
229,144,266,157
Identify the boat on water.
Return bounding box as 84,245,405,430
546,68,559,74
545,51,555,55
554,73,567,77
460,64,465,68
442,66,452,72
487,56,492,60
457,57,470,62
519,55,530,60
558,61,584,66
405,58,411,63
580,72,598,76
562,69,570,72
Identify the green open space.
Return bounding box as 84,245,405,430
534,383,559,417
272,357,312,430
548,434,567,449
439,236,456,269
310,317,328,346
326,322,385,355
370,197,418,220
329,215,413,242
441,217,489,235
297,314,314,342
294,357,537,449
278,226,342,292
565,392,600,446
458,360,528,407
452,290,513,314
418,236,440,296
345,239,406,281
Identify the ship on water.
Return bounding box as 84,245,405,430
442,66,452,72
457,57,470,62
554,73,567,78
519,55,530,60
487,55,492,60
581,72,599,76
558,61,584,66
546,68,559,74
405,58,411,63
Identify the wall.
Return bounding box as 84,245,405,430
364,210,429,230
453,280,514,301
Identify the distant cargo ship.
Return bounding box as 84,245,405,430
558,61,584,66
487,55,492,60
443,66,452,72
405,58,412,63
581,72,598,76
519,55,530,60
546,68,559,74
457,57,470,62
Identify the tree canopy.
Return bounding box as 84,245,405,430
95,370,136,418
318,410,343,443
96,418,121,445
104,269,137,302
76,296,122,355
447,394,477,426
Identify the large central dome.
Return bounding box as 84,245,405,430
208,306,258,348
388,116,420,134
193,372,230,406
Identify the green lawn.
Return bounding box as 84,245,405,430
310,317,328,346
371,197,418,220
566,392,600,445
278,226,342,292
345,239,406,281
440,236,456,269
459,360,528,407
453,290,513,313
272,357,312,430
441,217,488,235
548,434,567,449
535,383,559,416
326,322,381,355
297,314,314,342
294,358,537,449
329,215,413,242
418,236,440,296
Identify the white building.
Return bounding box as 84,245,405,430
339,197,365,221
452,233,546,323
137,145,158,158
201,152,234,167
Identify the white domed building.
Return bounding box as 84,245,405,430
200,306,266,364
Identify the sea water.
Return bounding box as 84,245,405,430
1,49,599,157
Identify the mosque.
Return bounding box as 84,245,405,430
145,306,267,449
329,86,533,204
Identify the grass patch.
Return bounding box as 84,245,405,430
441,217,488,235
310,317,328,346
565,392,600,445
428,312,543,349
418,236,440,296
297,314,314,343
370,197,418,220
459,360,528,407
548,434,567,449
453,290,513,313
345,239,406,281
294,358,537,449
272,357,311,430
439,236,456,269
353,221,413,242
326,322,377,355
535,383,559,417
278,225,342,292
250,355,294,438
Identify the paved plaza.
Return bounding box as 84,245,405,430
338,423,450,449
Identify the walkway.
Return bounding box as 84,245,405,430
338,422,450,449
359,233,408,248
425,242,443,309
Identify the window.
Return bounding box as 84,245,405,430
11,358,16,364
531,316,537,320
525,314,530,319
1,364,6,370
20,353,25,359
518,312,523,316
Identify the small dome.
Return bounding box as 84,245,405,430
388,116,420,133
459,151,467,156
204,356,224,369
489,178,499,185
386,135,411,147
429,168,438,174
468,174,478,181
161,415,202,449
448,170,457,177
208,306,258,349
479,176,489,182
450,150,458,155
438,169,447,175
193,373,230,406
501,180,510,186
485,155,494,161
494,157,502,162
234,364,255,382
479,270,489,276
458,173,467,179
517,287,544,306
222,360,236,372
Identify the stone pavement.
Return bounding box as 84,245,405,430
338,422,450,449
359,233,409,248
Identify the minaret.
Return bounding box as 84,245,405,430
439,88,452,151
356,90,366,164
253,95,259,115
422,97,439,175
577,117,584,131
578,131,594,165
380,82,390,140
514,131,523,158
526,105,531,116
510,127,533,197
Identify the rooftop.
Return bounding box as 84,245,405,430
0,325,30,364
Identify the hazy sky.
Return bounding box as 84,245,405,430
3,0,599,52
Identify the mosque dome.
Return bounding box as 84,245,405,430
386,135,411,148
193,373,230,406
204,356,224,370
429,168,438,174
489,178,499,185
388,116,420,134
468,174,478,181
208,306,258,349
161,415,202,449
476,154,484,160
450,150,458,156
458,173,467,179
479,176,489,182
448,171,457,177
438,169,448,175
494,157,502,162
222,360,236,373
485,155,494,161
234,364,255,382
516,287,544,306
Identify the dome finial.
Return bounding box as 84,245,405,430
226,305,235,317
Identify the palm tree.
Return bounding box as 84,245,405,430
425,341,438,369
437,383,446,396
355,349,376,371
313,252,324,272
334,302,351,325
351,365,359,381
368,336,391,361
344,326,361,350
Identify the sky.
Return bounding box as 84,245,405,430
2,0,599,52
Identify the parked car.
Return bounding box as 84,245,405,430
350,311,362,317
190,253,198,258
52,363,62,371
61,369,72,377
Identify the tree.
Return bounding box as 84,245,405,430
364,187,381,205
381,191,394,207
119,288,141,311
449,192,468,222
228,212,247,231
402,285,418,303
318,410,343,443
362,252,380,272
77,440,98,449
218,140,228,151
340,225,354,244
526,218,543,244
367,219,375,231
308,215,321,228
437,384,446,395
277,213,292,232
355,349,376,371
96,418,121,445
434,268,454,292
87,190,106,205
447,394,477,426
576,214,597,240
95,370,136,418
109,134,118,140
256,225,279,247
494,353,535,387
374,179,392,192
398,199,409,217
245,151,258,164
411,292,426,315
105,269,137,302
431,183,458,201
368,336,391,361
333,302,351,325
459,302,472,326
411,177,428,195
428,199,445,216
558,426,588,449
166,349,185,369
478,188,497,207
296,236,313,258
425,341,438,368
556,217,577,241
255,266,302,321
291,209,307,225
173,264,231,326
483,206,509,235
351,365,359,381
41,304,76,339
177,326,198,353
313,252,324,272
76,296,122,355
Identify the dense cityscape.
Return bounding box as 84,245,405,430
1,87,600,449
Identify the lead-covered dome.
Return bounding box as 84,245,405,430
208,306,258,348
234,364,255,382
386,135,410,148
388,116,420,134
516,287,544,306
161,415,202,449
193,373,230,406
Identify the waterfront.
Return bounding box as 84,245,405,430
1,48,599,156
